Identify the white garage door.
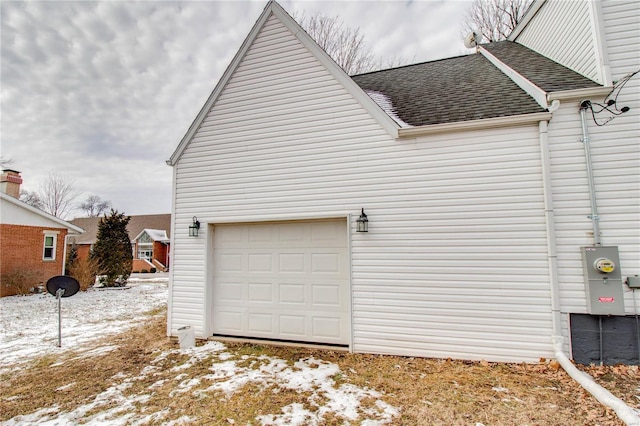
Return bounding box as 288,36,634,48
211,219,350,345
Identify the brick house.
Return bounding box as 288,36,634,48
69,214,171,272
0,170,84,297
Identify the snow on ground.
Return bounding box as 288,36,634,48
0,276,168,372
5,341,398,426
1,275,400,425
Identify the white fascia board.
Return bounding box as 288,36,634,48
272,2,400,139
547,86,611,102
397,112,552,139
479,46,548,109
167,0,399,166
0,192,85,234
508,0,547,41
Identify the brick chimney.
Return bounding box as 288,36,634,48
1,169,23,198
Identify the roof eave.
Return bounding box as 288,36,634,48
0,192,85,234
397,112,552,139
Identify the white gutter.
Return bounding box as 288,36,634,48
548,86,612,102
539,120,640,425
397,112,551,139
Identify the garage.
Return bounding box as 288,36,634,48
210,219,350,346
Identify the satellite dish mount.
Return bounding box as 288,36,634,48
46,275,80,347
464,31,483,51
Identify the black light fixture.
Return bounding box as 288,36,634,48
356,208,368,232
189,216,200,237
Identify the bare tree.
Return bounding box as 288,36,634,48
0,156,12,169
295,12,376,75
38,173,80,219
19,190,44,209
79,195,111,217
461,0,533,43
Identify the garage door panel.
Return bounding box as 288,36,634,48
216,309,245,332
279,315,306,337
218,282,244,301
278,253,305,272
248,282,273,302
211,220,349,345
312,284,341,306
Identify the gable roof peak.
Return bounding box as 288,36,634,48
167,0,400,166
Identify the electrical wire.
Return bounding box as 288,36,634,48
605,69,640,112
581,68,639,126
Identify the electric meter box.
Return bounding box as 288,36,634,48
581,246,625,315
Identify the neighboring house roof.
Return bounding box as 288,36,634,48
0,192,85,234
134,229,170,243
482,41,600,92
69,214,171,245
351,53,546,127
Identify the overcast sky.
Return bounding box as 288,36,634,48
1,0,472,217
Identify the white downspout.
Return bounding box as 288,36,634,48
539,120,562,339
539,120,640,425
62,233,72,275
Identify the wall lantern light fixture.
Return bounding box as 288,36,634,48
189,216,201,237
356,208,368,232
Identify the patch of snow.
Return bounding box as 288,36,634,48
3,276,398,425
492,386,509,392
55,382,76,391
0,279,168,373
364,90,412,128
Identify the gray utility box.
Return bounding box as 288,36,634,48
581,246,625,315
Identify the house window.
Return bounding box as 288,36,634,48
43,234,57,260
138,249,152,261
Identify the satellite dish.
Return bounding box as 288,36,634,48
464,31,483,49
47,275,80,348
46,275,80,298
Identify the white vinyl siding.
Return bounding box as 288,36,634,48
547,97,639,316
597,0,639,315
515,0,601,83
545,0,640,316
170,13,554,362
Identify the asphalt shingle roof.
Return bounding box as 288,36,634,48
70,214,171,245
480,41,600,92
351,53,545,127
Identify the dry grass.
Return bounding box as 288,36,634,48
67,257,99,291
1,312,637,425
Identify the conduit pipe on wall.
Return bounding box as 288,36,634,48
539,121,640,425
579,101,601,246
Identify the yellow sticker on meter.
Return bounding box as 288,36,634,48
594,258,615,273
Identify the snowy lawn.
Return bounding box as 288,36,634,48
0,276,399,425
1,276,638,425
0,276,168,372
